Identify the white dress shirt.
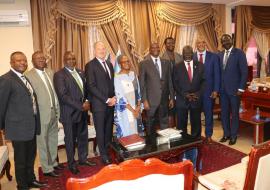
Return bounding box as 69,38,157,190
151,55,162,78
96,57,111,78
223,46,233,64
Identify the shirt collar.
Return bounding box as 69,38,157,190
96,57,106,64
65,67,75,73
226,46,233,53
150,55,160,62
11,68,24,78
35,68,45,74
184,60,193,65
197,50,206,56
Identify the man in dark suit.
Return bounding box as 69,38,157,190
173,45,205,138
139,42,174,135
54,51,96,175
85,42,116,165
0,52,47,190
218,34,248,145
193,37,220,143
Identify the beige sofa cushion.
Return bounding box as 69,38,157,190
198,162,247,190
0,146,8,172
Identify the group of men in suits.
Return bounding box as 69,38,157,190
0,34,247,189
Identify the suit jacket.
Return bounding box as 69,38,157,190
173,60,205,109
193,51,220,96
53,68,87,124
162,51,183,68
139,57,174,107
26,68,60,125
218,48,248,95
0,70,41,141
85,58,115,112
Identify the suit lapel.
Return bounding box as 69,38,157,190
9,71,31,94
192,61,199,83
149,58,160,78
161,59,166,80
180,63,190,83
63,68,83,95
94,58,111,80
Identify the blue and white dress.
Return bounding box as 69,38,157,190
114,71,143,138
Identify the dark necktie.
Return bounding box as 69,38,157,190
102,61,110,78
223,50,229,70
187,62,192,82
21,75,37,114
154,58,160,78
199,53,203,64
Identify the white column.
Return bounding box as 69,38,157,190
225,5,233,35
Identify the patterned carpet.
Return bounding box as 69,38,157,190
39,141,246,190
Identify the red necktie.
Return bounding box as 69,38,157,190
187,62,192,82
199,54,203,64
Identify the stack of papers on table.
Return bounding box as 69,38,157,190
157,128,182,144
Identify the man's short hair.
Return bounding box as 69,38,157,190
164,37,175,44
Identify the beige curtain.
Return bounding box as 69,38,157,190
56,0,125,25
30,0,57,65
156,2,213,26
52,17,89,71
101,19,138,73
178,26,198,53
253,31,270,78
197,18,219,52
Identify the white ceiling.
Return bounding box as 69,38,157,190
165,0,270,7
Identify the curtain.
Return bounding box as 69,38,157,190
101,19,138,73
56,0,124,25
196,18,219,52
30,0,57,65
177,26,198,54
52,17,89,71
31,0,222,71
253,31,270,78
251,6,270,32
235,6,253,50
156,2,213,26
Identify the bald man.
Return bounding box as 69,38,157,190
85,42,115,165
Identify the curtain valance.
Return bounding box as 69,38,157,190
156,2,213,26
251,6,270,33
56,0,125,25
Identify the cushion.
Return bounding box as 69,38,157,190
254,153,270,190
0,146,8,172
198,162,247,190
92,174,184,190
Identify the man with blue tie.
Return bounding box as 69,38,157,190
194,37,220,143
54,51,96,175
218,34,248,145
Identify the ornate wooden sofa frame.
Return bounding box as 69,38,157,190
66,158,193,190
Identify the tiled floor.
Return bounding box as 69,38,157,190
1,119,254,190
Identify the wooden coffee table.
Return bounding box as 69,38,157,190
110,133,203,171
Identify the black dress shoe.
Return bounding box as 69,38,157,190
102,159,112,165
79,160,97,166
219,136,230,142
54,164,65,170
44,171,60,177
69,167,80,175
28,180,47,188
229,137,237,145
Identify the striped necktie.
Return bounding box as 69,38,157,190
21,75,37,114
